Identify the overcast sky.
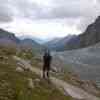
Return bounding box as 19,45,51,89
0,0,100,39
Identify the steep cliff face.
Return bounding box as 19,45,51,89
79,16,100,47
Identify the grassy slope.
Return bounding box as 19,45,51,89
0,48,73,100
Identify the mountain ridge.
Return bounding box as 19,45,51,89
0,28,41,50
44,16,100,51
79,16,100,47
44,35,78,51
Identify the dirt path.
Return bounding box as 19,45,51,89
13,56,100,100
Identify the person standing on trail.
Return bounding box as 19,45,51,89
43,49,52,79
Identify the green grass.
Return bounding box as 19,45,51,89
0,51,73,100
16,48,40,60
2,47,99,99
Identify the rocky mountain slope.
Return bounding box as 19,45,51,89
0,29,20,47
79,16,100,47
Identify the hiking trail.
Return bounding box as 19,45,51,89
13,56,100,100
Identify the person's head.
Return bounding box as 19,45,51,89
44,48,50,55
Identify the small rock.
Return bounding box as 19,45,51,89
17,62,30,71
51,67,58,73
28,78,34,89
34,78,40,83
17,62,25,67
16,67,24,72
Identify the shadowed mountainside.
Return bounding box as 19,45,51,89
79,16,100,48
0,29,20,47
0,29,42,51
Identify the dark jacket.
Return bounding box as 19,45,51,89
43,52,52,68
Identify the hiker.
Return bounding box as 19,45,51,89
43,49,52,79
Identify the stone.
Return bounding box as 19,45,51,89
28,78,34,89
16,67,24,72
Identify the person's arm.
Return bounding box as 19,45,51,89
50,55,52,62
43,55,45,61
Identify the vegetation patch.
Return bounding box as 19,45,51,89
0,49,73,100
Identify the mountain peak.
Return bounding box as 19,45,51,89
79,15,100,47
95,16,100,22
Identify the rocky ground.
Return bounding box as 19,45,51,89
13,56,100,100
53,43,100,88
0,46,100,100
0,48,74,100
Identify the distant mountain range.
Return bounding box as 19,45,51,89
19,35,48,44
0,15,100,51
0,29,41,51
20,38,42,50
45,16,100,51
44,35,79,51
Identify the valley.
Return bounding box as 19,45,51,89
0,15,100,100
0,0,100,100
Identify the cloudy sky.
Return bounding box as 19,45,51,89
0,0,100,39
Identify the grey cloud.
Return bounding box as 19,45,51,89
12,0,100,21
35,0,81,19
11,0,42,19
0,0,96,20
0,0,100,33
9,0,82,19
77,0,100,32
0,0,13,23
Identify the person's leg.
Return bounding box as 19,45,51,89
43,71,45,79
47,66,50,79
43,65,46,79
46,67,51,83
47,70,49,79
